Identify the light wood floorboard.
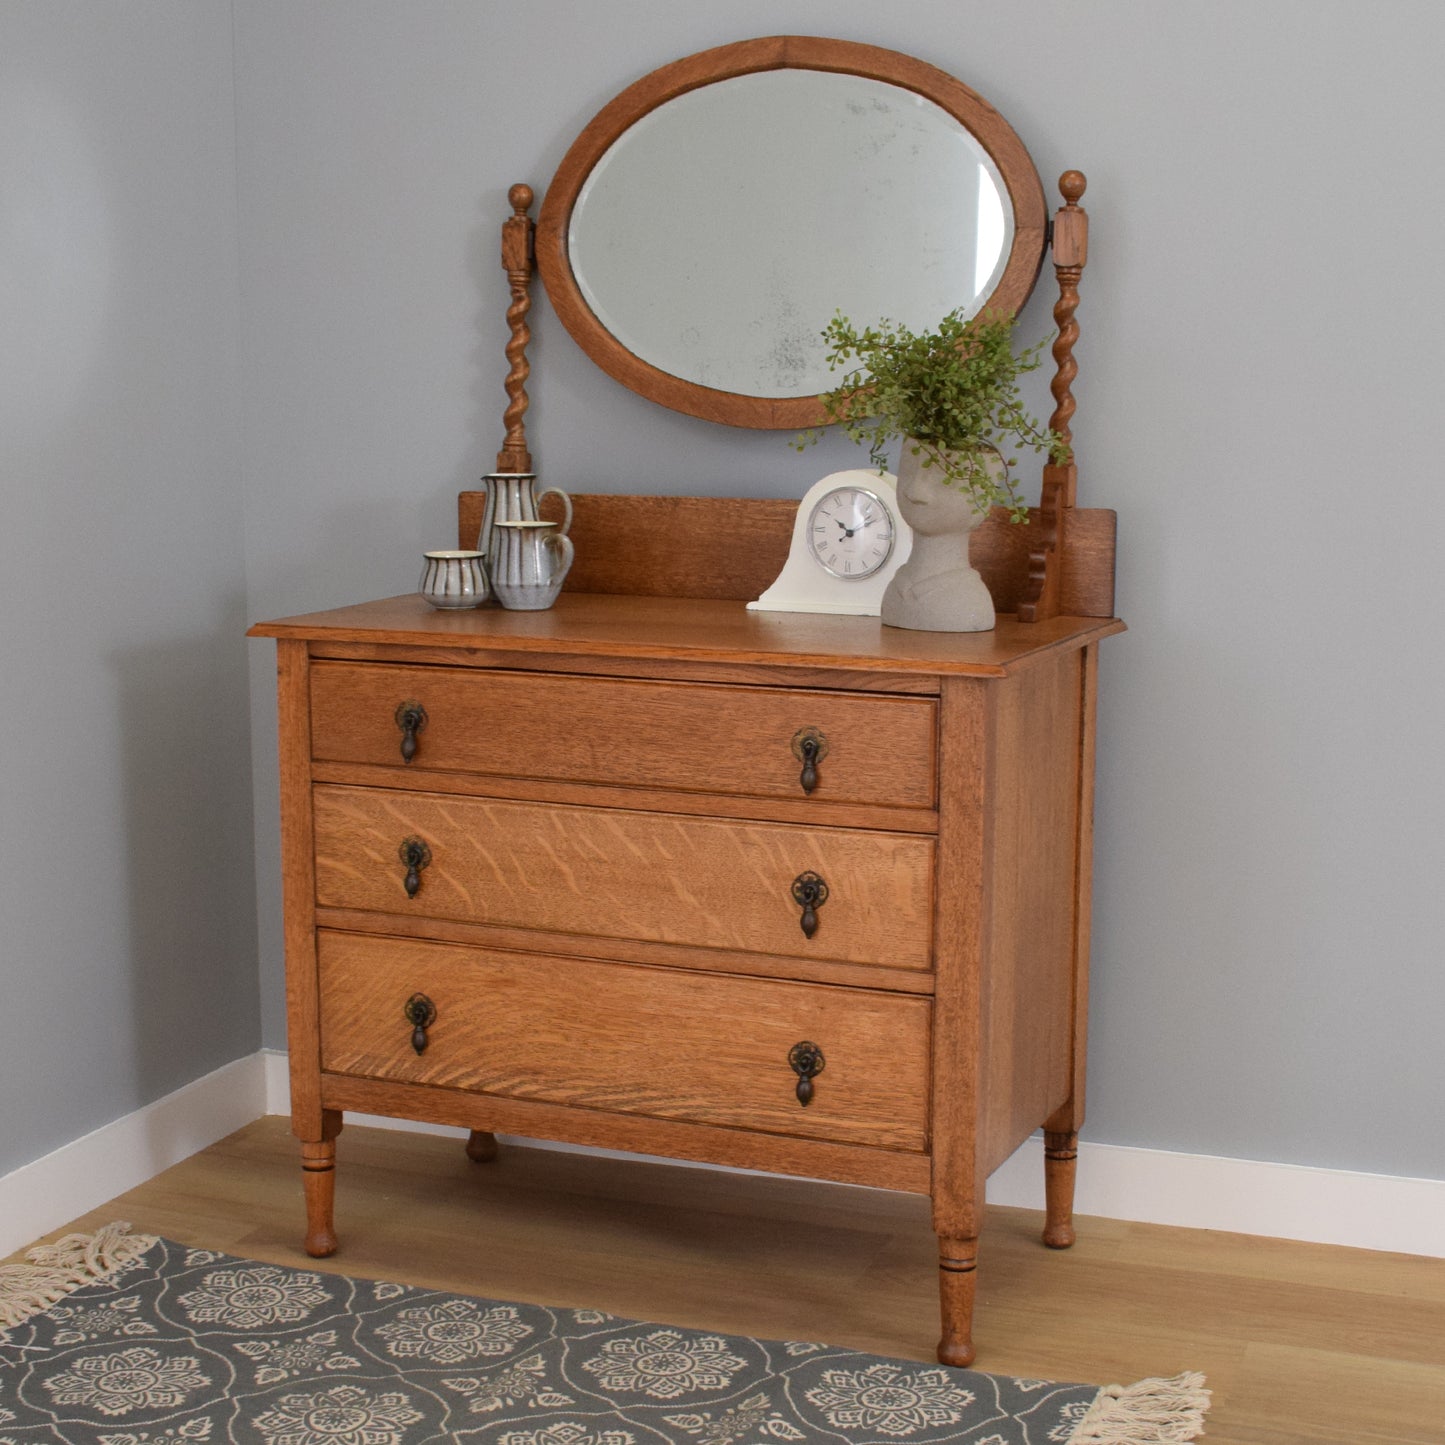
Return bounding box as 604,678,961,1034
9,1118,1444,1445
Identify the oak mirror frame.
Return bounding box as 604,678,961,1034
534,35,1048,431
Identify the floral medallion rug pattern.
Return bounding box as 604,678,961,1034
0,1227,1207,1445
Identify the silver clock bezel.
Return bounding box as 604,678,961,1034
806,485,897,580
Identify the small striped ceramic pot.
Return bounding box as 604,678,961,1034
418,550,490,609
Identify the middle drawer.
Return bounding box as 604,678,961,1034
313,784,934,970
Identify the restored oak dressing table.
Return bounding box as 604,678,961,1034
250,38,1120,1367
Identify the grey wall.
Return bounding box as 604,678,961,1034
0,2,259,1174
235,0,1444,1184
6,0,1441,1191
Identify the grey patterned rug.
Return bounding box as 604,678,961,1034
0,1225,1207,1445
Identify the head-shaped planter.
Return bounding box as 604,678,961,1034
881,445,999,632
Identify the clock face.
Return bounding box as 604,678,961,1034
807,485,897,580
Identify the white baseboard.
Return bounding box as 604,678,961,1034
9,1050,1439,1261
0,1053,268,1258
984,1134,1445,1258
263,1049,1445,1258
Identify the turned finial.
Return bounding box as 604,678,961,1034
1059,170,1086,205
508,182,534,215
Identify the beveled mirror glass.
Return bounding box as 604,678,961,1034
536,37,1047,430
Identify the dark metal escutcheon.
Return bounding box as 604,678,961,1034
398,837,432,898
790,870,829,938
395,701,428,764
788,1040,825,1106
403,993,437,1054
790,726,829,795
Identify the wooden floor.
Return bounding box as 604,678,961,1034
13,1117,1445,1445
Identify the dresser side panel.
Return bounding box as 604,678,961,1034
1046,640,1100,1135
978,650,1084,1175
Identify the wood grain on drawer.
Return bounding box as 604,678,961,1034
313,785,934,970
318,931,931,1150
309,662,937,808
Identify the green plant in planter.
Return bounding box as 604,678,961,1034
796,308,1070,523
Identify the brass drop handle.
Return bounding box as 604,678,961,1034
791,871,829,939
404,993,436,1054
791,727,829,795
789,1041,825,1106
398,837,432,898
395,701,427,764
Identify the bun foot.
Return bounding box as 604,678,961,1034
465,1130,499,1163
303,1226,339,1258
1042,1221,1077,1249
936,1336,976,1368
936,1234,978,1369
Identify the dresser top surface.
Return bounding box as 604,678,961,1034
249,593,1123,677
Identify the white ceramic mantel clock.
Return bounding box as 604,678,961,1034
749,470,913,616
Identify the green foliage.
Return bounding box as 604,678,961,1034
796,309,1070,522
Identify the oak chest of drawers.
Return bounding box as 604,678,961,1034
250,499,1122,1365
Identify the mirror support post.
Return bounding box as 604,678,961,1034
1018,171,1089,624
497,183,537,474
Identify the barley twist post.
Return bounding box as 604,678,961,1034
496,183,536,474
1018,171,1088,623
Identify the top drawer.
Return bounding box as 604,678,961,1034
309,662,937,809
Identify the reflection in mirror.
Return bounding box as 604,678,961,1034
567,70,1012,400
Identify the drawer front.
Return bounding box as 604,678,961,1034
313,784,934,970
310,662,937,808
318,931,931,1150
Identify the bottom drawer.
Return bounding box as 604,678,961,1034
318,931,931,1151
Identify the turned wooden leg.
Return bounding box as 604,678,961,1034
936,1235,979,1367
1043,1130,1078,1248
465,1129,499,1163
299,1111,343,1258
300,1140,339,1256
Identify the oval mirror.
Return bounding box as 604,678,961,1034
537,37,1047,430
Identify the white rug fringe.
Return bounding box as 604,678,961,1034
0,1221,157,1328
1069,1370,1211,1443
